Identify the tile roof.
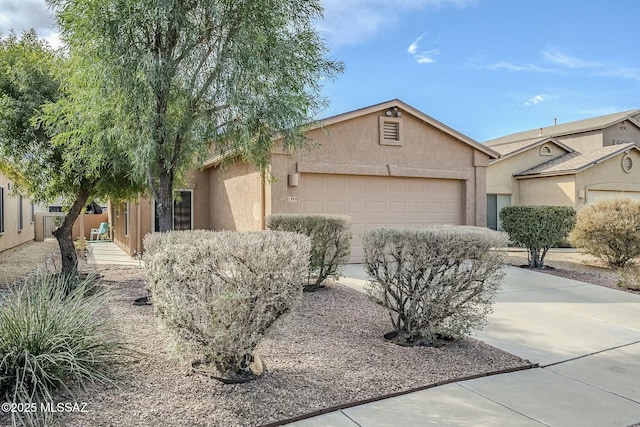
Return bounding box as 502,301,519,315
485,109,640,148
515,143,638,178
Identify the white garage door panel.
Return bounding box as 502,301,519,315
299,174,463,262
587,190,640,205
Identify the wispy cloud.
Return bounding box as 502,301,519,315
407,31,427,54
542,50,602,68
485,61,552,73
525,94,547,106
415,50,439,64
318,0,478,48
406,31,439,64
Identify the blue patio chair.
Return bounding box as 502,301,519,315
89,222,109,241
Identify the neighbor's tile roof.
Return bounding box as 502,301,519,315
485,109,640,148
515,143,637,178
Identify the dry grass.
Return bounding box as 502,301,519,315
0,240,60,286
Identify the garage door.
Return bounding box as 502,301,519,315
298,174,464,262
587,190,640,205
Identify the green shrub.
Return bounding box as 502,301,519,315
569,198,640,267
363,226,507,344
266,214,352,291
143,230,310,381
500,205,576,268
0,273,125,427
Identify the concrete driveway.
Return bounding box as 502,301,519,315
285,265,640,427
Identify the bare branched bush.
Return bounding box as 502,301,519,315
266,214,351,291
143,230,310,381
363,226,507,345
570,198,640,267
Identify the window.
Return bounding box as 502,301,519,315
0,186,4,234
487,194,511,231
17,195,23,231
379,116,402,145
124,202,130,236
154,190,193,232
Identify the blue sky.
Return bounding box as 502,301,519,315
2,0,640,141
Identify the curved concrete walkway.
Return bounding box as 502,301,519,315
285,265,640,427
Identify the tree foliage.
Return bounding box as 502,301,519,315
500,205,576,268
49,0,344,231
0,31,144,274
569,198,640,267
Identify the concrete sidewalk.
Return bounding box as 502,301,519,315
86,241,143,266
285,265,640,427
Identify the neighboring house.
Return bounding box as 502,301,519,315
0,170,35,252
485,110,640,230
111,99,499,262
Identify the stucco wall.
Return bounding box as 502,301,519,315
270,108,489,226
209,161,262,231
487,143,568,205
517,175,576,206
557,130,603,151
602,122,640,146
576,150,640,208
0,172,35,253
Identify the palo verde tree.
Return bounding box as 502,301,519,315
49,0,343,231
0,31,144,275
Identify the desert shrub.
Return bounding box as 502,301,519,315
363,226,507,344
500,206,576,268
266,214,351,291
569,198,640,267
617,262,640,290
143,230,310,381
0,273,125,427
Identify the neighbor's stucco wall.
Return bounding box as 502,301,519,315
269,108,489,226
0,172,35,253
487,143,569,205
577,150,640,208
557,129,603,151
602,122,640,146
209,161,262,231
517,175,576,207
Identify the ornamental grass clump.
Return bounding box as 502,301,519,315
570,198,640,268
144,230,310,382
363,226,507,346
0,273,126,427
266,214,352,291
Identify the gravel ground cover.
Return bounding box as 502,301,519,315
11,265,530,427
3,242,634,426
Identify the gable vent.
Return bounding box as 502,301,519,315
379,116,402,146
383,121,399,141
539,145,552,156
622,154,633,173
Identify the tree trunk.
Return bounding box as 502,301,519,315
52,187,92,276
155,166,174,232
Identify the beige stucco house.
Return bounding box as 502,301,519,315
0,170,35,252
485,110,640,230
111,99,499,262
